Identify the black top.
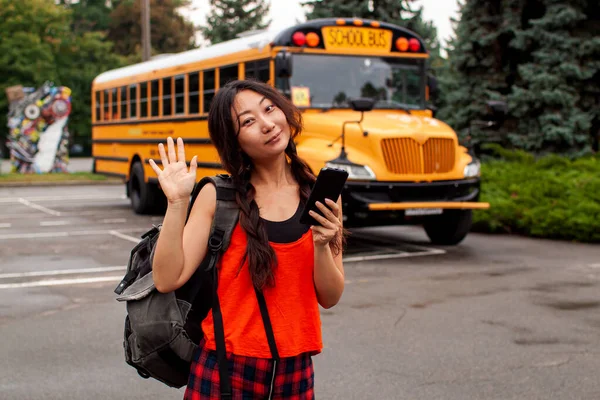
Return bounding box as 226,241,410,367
260,202,310,244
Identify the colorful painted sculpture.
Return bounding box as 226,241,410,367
6,82,72,173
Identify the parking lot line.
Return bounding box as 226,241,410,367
344,248,445,262
0,276,123,289
109,230,141,243
40,221,70,226
102,218,127,224
0,266,125,279
0,194,126,203
18,198,61,216
0,229,125,240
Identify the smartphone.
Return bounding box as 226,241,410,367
299,167,349,226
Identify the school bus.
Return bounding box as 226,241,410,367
91,18,491,245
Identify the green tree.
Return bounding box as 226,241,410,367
0,0,125,157
200,0,271,45
59,0,114,34
107,0,196,57
439,0,600,156
436,0,512,148
0,0,66,155
55,32,125,154
508,0,600,155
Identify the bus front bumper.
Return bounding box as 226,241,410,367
341,177,489,226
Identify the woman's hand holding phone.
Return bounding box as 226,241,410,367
309,197,342,248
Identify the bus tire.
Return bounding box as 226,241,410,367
129,162,164,215
423,209,472,245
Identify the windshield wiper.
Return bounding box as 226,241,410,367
373,100,412,114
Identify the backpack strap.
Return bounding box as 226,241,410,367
188,174,279,399
185,174,238,399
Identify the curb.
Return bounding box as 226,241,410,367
0,179,123,188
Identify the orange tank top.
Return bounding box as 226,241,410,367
201,222,323,358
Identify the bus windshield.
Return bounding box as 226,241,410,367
283,54,425,110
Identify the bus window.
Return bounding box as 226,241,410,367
104,89,111,120
129,84,138,118
175,75,185,115
151,80,159,117
245,59,270,83
140,82,148,118
95,91,101,122
163,77,172,116
286,54,424,109
120,86,127,120
188,72,199,115
203,69,215,114
111,88,118,120
219,65,238,87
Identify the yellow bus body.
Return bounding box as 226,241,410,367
92,18,489,244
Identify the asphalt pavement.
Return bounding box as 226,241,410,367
1,184,600,399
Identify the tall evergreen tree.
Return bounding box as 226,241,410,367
439,0,600,156
508,0,600,155
200,0,271,45
436,0,513,148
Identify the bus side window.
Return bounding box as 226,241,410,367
129,84,138,118
188,72,200,115
163,77,172,116
151,80,159,117
140,82,148,118
219,65,238,87
104,89,111,121
95,91,101,122
111,88,118,120
203,69,215,114
245,59,270,83
120,86,127,120
175,75,185,115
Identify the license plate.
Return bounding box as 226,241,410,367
321,27,392,53
405,208,443,216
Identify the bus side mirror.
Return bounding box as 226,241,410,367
348,98,375,112
275,51,293,78
485,100,508,127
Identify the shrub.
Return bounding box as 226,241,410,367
473,151,600,243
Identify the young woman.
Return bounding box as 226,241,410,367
149,79,346,399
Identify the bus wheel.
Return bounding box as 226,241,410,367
129,162,165,215
423,209,472,245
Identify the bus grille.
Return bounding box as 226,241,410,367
381,138,455,175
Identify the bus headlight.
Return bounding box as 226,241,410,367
464,159,481,178
325,162,376,180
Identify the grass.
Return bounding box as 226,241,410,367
0,172,118,183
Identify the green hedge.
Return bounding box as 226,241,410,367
473,145,600,243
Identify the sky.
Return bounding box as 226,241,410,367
184,0,460,49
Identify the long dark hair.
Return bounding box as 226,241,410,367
208,79,344,290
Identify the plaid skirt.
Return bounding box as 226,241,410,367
184,339,315,400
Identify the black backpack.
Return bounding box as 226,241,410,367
114,174,279,398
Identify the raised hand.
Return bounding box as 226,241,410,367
149,137,198,205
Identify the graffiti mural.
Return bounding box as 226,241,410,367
5,82,72,173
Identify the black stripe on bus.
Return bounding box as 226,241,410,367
92,138,212,145
92,115,208,126
144,158,223,170
94,156,129,162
